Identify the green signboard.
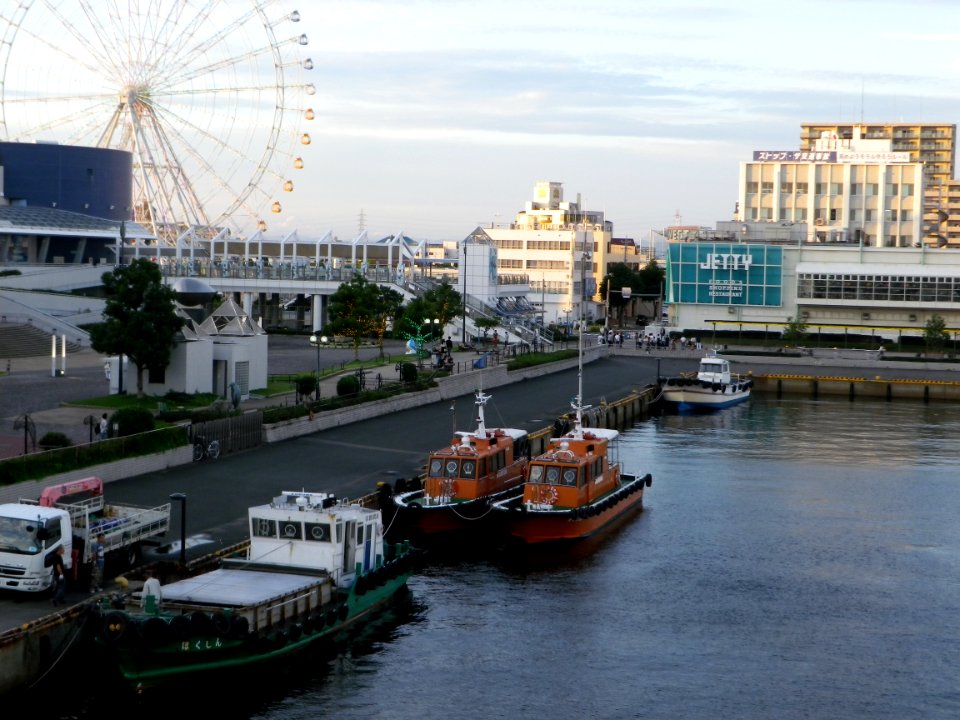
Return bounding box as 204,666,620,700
666,243,782,306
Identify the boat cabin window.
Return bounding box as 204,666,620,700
590,457,604,480
430,456,480,479
253,518,277,538
545,466,560,484
280,522,302,540
562,467,580,486
306,522,332,542
529,464,544,483
491,449,506,472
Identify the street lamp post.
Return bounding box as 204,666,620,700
604,275,612,334
461,242,468,346
169,493,187,568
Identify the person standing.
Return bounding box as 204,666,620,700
50,545,67,606
89,533,106,593
445,336,453,354
141,568,162,610
98,413,109,440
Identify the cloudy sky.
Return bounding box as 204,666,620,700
276,0,960,243
4,0,956,245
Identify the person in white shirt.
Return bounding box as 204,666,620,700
141,568,162,610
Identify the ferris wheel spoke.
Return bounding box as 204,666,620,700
165,41,285,89
152,102,272,228
160,2,263,87
35,0,121,78
8,99,110,143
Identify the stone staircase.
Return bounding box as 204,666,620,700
0,323,84,359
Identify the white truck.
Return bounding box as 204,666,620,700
0,476,171,593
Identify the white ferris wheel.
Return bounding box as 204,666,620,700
0,0,314,242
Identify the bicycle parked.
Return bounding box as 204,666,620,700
192,434,221,462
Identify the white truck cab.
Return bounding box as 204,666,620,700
0,503,72,592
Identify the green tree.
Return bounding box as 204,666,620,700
924,314,950,355
395,282,463,344
598,263,637,327
326,276,402,359
782,315,809,346
89,259,183,397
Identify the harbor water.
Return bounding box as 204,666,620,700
44,395,960,719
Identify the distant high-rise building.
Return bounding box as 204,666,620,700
801,122,959,247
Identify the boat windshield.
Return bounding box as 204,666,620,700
428,456,477,480
528,464,580,487
0,516,45,555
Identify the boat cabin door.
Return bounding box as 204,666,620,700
342,519,357,577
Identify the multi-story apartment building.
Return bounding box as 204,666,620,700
800,122,959,247
475,181,625,325
741,129,924,247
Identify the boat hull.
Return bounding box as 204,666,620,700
94,554,417,691
498,474,651,545
661,387,750,412
393,485,522,539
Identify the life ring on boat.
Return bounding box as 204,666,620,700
556,449,575,462
666,378,676,386
101,611,128,644
169,614,192,640
211,612,232,637
456,445,476,454
140,616,170,646
190,611,215,637
230,615,250,638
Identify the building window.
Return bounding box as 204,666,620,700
885,183,899,196
850,183,860,196
796,182,808,195
815,182,829,195
864,209,875,222
761,181,774,194
746,181,758,194
830,183,843,195
780,182,793,194
901,183,914,196
866,183,878,196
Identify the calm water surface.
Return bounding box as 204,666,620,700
47,396,960,719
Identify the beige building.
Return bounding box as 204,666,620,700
480,181,624,325
800,122,959,247
740,129,924,247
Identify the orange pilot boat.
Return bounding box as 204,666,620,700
392,389,530,539
492,326,651,544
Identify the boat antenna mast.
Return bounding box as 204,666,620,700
570,249,591,439
473,388,491,438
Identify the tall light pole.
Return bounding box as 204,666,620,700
169,493,187,568
604,274,612,334
309,334,324,395
461,242,468,346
